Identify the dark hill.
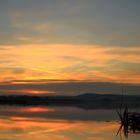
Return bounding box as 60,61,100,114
0,93,140,109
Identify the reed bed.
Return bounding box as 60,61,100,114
117,107,140,138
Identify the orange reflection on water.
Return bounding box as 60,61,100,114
10,116,37,121
0,106,55,114
21,107,55,113
0,116,120,140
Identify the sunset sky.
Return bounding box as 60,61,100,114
0,0,140,84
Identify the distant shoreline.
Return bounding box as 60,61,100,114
0,93,140,109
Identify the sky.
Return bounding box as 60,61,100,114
0,0,140,86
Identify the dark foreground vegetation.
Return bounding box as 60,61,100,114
117,107,140,138
0,93,140,109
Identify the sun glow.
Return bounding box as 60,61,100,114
0,44,140,83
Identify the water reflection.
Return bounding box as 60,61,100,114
0,116,119,140
21,107,55,113
0,106,118,121
0,106,139,140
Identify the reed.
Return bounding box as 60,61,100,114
117,107,140,138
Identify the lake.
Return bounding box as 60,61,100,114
0,105,139,140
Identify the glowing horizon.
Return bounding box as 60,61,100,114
0,0,140,84
0,44,140,84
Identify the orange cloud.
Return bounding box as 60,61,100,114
0,44,139,83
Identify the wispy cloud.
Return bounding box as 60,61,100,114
0,0,140,84
0,44,139,83
0,0,140,46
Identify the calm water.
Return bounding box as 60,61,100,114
0,106,139,140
